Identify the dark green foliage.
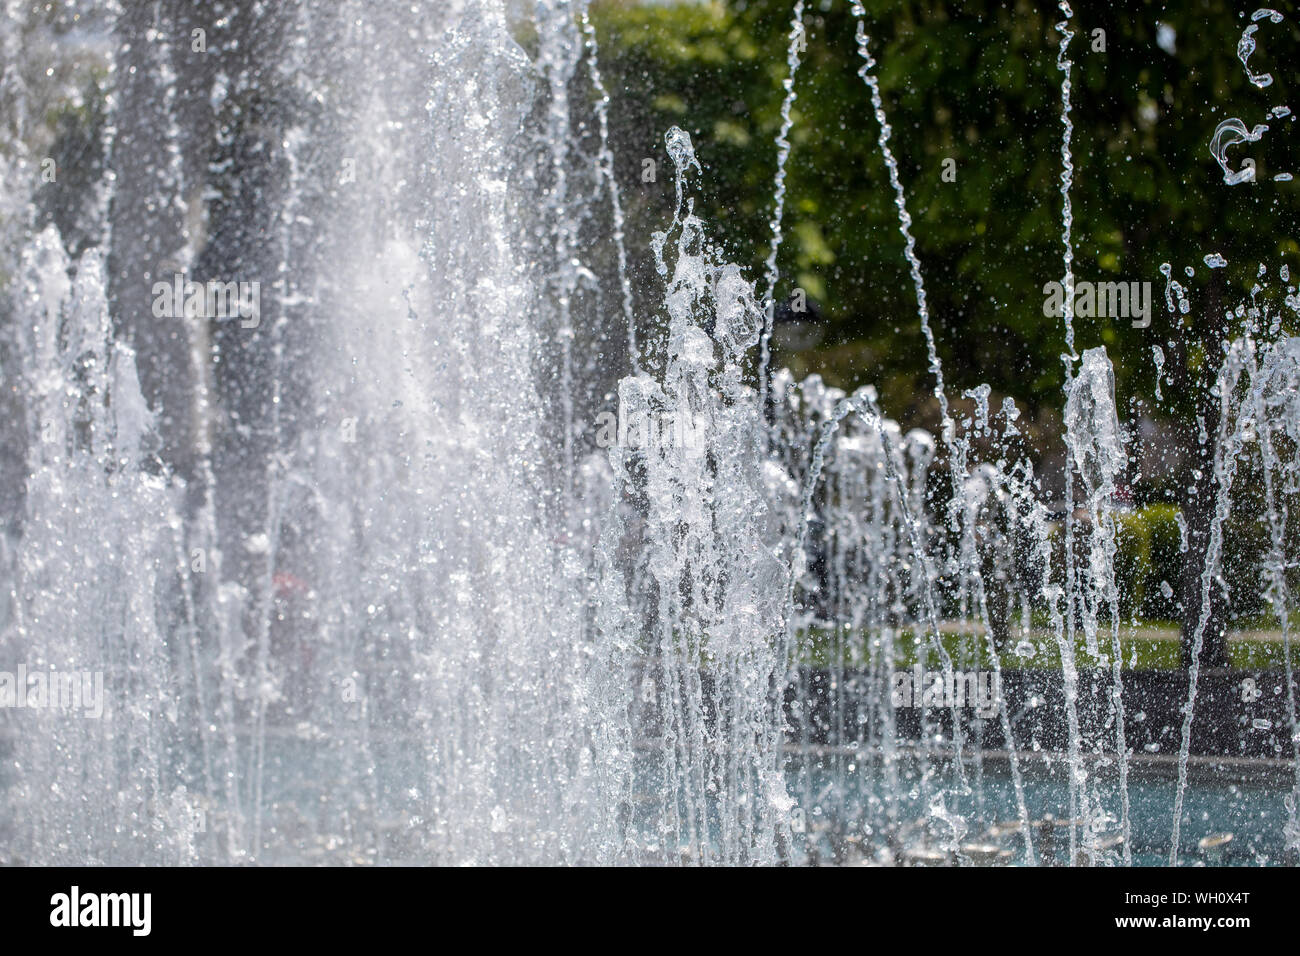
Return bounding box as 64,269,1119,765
593,0,1300,433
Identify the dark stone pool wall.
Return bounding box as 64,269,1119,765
784,668,1298,762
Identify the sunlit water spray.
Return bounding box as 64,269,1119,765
0,1,1296,866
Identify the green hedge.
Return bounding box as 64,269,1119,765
1114,502,1271,624
1119,503,1182,621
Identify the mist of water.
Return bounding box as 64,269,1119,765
0,1,1297,867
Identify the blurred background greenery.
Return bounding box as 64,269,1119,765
591,0,1299,432
586,0,1300,654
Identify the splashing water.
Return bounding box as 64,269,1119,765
758,1,807,422
848,3,948,435
0,1,1296,868
1238,8,1285,89
1213,9,1291,185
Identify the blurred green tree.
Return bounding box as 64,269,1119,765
592,0,1300,663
